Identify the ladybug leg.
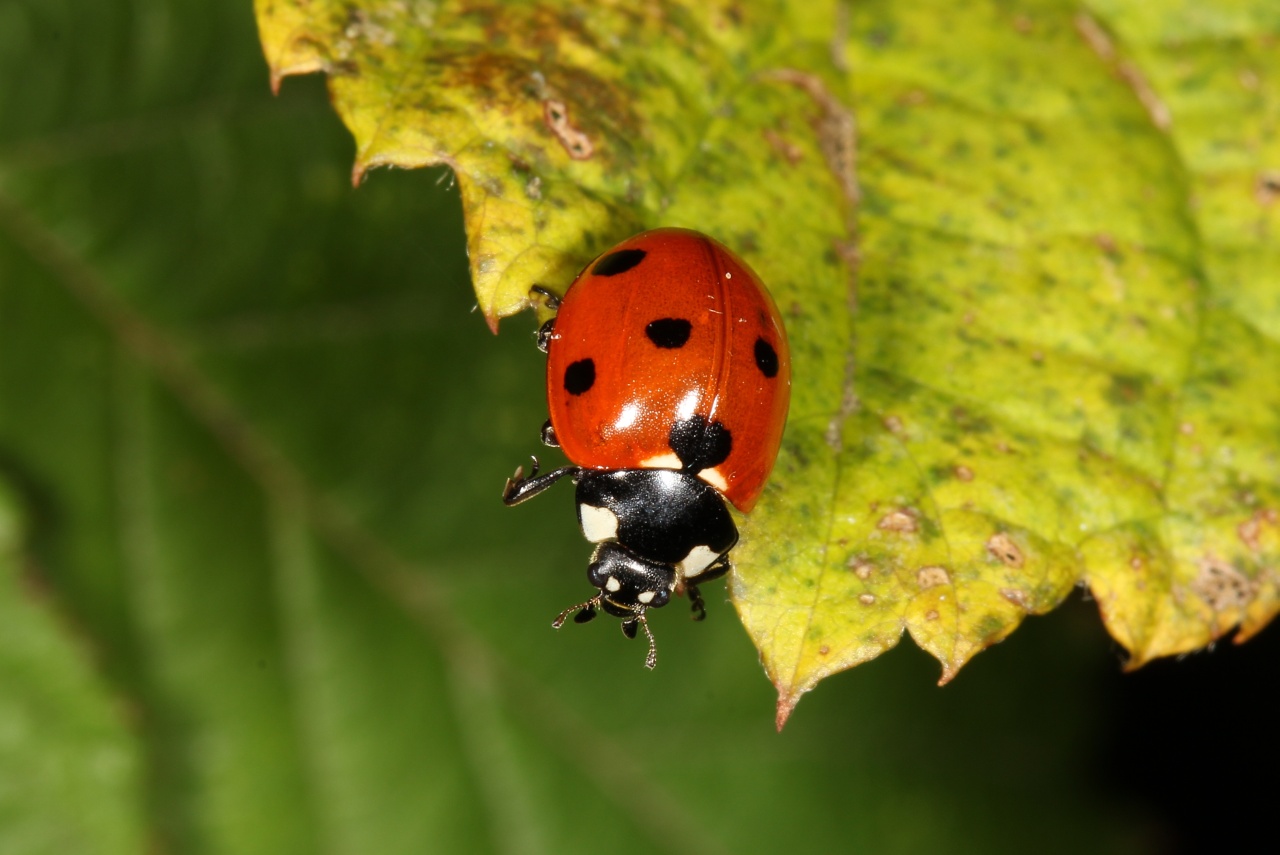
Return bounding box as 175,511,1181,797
502,456,579,506
535,318,556,354
540,419,559,448
620,611,658,670
529,285,562,311
529,286,560,354
684,554,732,621
552,594,601,628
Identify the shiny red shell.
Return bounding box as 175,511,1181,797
545,228,791,512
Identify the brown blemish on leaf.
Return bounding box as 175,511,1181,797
1095,232,1119,256
916,566,951,589
1191,557,1255,612
1238,509,1278,553
1179,421,1195,435
818,644,830,656
343,9,396,48
1012,14,1034,34
1239,68,1260,90
986,532,1024,568
882,414,904,434
847,557,875,580
1075,13,1171,131
1000,588,1030,610
543,98,594,160
1130,556,1144,570
955,464,974,482
762,128,804,165
877,508,918,534
858,593,876,605
900,89,928,107
1255,172,1280,207
925,609,940,621
761,69,859,206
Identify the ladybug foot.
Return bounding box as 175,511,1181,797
502,458,579,506
688,585,708,622
620,613,658,670
552,595,601,629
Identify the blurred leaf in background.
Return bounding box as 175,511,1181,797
1,1,1277,854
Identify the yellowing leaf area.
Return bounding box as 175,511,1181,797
258,0,1280,723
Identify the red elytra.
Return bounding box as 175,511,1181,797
545,228,791,512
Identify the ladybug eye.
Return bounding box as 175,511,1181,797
636,588,669,607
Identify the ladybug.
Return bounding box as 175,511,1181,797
502,228,791,667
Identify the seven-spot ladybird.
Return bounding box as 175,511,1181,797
503,228,791,667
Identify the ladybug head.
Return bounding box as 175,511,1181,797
551,542,675,669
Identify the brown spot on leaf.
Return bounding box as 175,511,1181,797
955,465,974,482
1075,13,1170,130
1191,557,1254,611
1238,509,1278,553
818,645,830,656
858,593,876,605
847,557,875,580
543,99,594,160
761,69,859,206
1179,421,1195,435
877,508,918,534
1000,588,1031,610
1130,556,1144,570
1256,172,1280,207
986,532,1024,568
916,566,951,589
925,609,940,621
883,415,904,434
762,128,804,165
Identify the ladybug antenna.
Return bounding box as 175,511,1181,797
552,594,601,629
620,610,658,670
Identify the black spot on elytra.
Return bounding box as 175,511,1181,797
669,415,732,472
593,249,647,277
564,359,595,395
645,318,692,348
754,338,779,378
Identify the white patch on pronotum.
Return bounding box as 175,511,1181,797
579,505,619,542
640,452,683,469
605,576,622,593
698,467,728,492
678,545,720,578
637,591,656,604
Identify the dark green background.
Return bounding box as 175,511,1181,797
1,2,1272,853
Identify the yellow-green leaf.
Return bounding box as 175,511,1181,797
256,0,1280,723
